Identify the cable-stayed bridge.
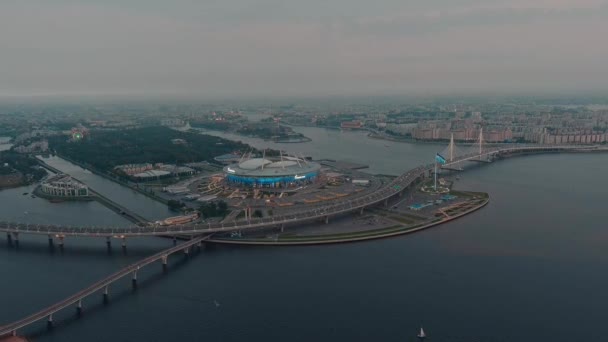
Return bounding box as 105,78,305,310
0,142,605,241
1,142,606,339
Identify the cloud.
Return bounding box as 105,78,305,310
0,0,607,98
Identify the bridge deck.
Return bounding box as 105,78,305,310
0,235,210,337
0,144,605,338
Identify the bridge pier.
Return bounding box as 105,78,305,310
76,299,83,316
280,223,285,232
360,207,364,215
173,236,177,246
184,247,190,257
324,215,329,224
161,255,168,272
132,270,138,290
103,285,109,304
47,314,53,330
106,236,111,252
6,232,12,246
48,234,54,248
12,232,19,248
121,236,127,254
384,198,388,207
58,235,65,253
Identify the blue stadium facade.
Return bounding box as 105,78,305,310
223,157,321,188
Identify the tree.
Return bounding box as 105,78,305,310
198,202,218,218
167,199,184,211
47,126,252,172
217,200,228,217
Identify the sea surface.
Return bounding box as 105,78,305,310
1,127,607,342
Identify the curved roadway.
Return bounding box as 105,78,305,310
0,145,602,238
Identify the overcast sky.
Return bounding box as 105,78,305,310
1,0,607,99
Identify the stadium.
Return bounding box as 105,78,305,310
223,154,321,188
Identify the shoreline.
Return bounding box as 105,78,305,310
208,194,489,246
46,153,169,205
35,158,150,224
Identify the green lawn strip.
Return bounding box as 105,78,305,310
212,195,488,243
369,208,425,221
217,224,413,242
386,216,414,224
276,225,420,241
397,212,427,220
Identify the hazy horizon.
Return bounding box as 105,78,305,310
2,0,608,99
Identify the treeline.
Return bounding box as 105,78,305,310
48,126,251,171
167,199,229,219
0,151,47,181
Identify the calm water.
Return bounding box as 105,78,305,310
199,126,440,175
1,127,608,342
38,155,173,221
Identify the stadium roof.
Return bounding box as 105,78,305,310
239,158,272,170
224,157,320,177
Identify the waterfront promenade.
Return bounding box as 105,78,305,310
1,144,604,239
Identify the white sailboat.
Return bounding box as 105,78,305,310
417,327,426,340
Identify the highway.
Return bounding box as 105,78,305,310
0,143,605,338
0,144,604,238
0,235,210,337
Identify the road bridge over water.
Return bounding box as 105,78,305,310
1,144,605,241
0,235,210,338
1,142,606,339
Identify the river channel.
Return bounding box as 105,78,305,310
1,127,607,342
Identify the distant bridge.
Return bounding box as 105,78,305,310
1,143,605,241
1,141,606,339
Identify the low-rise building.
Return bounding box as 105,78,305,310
114,163,154,175
39,174,89,198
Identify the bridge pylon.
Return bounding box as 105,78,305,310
439,133,465,170
468,127,488,161
448,133,455,162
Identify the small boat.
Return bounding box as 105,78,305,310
417,327,426,340
22,192,28,195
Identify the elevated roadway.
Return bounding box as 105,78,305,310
0,144,604,238
0,235,210,338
